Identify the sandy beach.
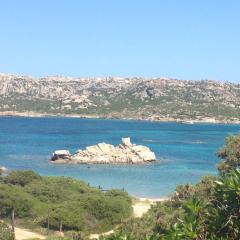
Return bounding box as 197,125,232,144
132,197,168,218
15,227,46,240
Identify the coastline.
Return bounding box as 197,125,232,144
132,197,169,218
0,111,240,124
135,197,169,202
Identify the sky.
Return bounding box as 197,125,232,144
0,0,240,82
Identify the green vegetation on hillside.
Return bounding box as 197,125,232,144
0,171,132,235
0,222,14,240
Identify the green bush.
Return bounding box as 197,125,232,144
46,237,71,240
0,222,14,240
217,135,240,175
0,172,132,233
210,169,240,239
4,170,41,186
0,184,34,217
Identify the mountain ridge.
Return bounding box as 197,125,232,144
0,73,239,123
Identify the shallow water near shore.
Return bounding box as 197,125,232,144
0,117,240,198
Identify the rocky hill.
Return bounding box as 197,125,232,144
0,73,239,123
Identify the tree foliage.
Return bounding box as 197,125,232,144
0,171,132,233
210,169,240,239
0,222,14,240
217,135,240,175
4,170,42,186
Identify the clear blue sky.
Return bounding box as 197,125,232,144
0,0,240,82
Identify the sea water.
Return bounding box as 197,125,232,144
0,117,239,198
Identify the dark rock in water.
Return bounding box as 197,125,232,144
51,150,71,162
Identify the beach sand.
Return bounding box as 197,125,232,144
15,227,45,240
132,197,168,218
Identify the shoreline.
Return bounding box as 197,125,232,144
135,197,169,202
132,197,169,218
0,111,240,124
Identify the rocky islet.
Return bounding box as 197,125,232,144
51,137,156,164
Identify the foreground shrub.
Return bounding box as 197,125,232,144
0,184,34,217
4,170,41,186
210,169,240,239
0,172,132,233
46,237,71,240
217,135,240,175
0,222,14,240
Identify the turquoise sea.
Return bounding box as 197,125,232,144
0,117,240,198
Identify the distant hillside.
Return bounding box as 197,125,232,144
0,74,239,123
